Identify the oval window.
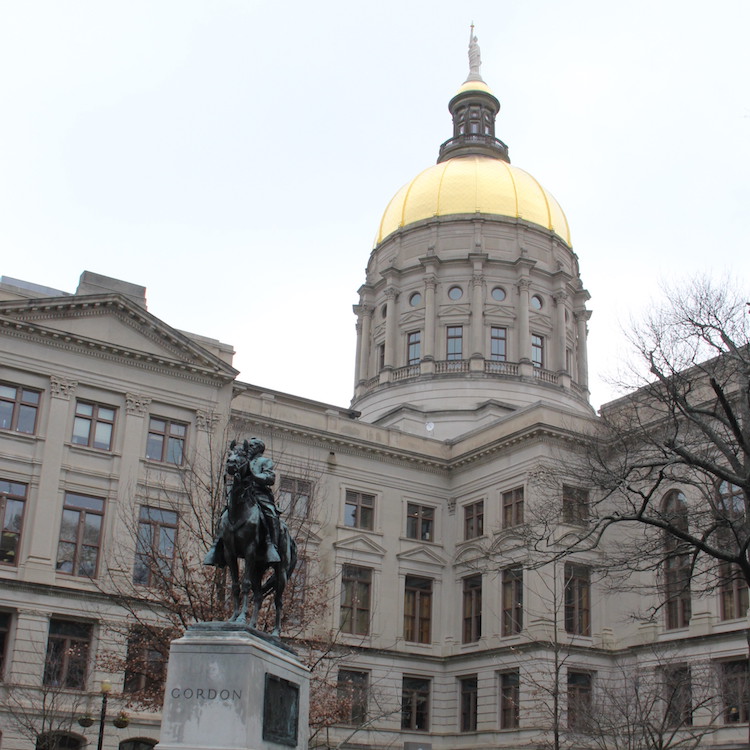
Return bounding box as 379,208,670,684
531,295,543,310
448,286,463,301
491,287,506,302
409,292,422,307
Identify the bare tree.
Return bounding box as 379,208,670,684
1,639,90,750
574,653,721,750
531,277,750,740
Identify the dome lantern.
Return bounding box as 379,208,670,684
438,27,509,164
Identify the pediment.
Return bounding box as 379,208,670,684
396,545,447,568
438,304,470,318
0,293,237,382
454,542,487,565
334,534,387,557
399,310,425,325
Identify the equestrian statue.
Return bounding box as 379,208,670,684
204,438,297,636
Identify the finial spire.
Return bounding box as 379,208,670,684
467,23,483,82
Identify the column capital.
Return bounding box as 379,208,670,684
50,375,77,400
196,410,220,433
517,278,532,291
126,392,152,416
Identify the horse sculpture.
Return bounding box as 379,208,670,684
207,438,297,636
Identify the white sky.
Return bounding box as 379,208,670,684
1,1,748,411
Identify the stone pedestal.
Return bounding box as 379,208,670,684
157,623,309,750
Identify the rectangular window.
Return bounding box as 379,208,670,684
464,500,484,540
462,575,482,643
664,665,692,727
145,417,187,465
500,670,520,729
564,564,591,636
406,503,434,542
720,563,748,621
71,401,115,450
378,343,385,370
56,493,105,577
407,331,421,366
446,326,463,360
404,576,432,644
0,383,40,434
459,675,478,732
43,619,92,689
0,612,10,677
722,660,749,723
337,669,369,726
502,487,524,528
664,554,692,629
531,334,544,369
0,479,27,565
567,671,592,730
123,627,168,696
278,477,312,518
502,566,523,635
401,676,430,731
340,565,372,635
133,506,178,586
344,490,375,530
563,485,589,525
490,327,507,361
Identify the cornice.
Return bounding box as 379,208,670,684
231,409,592,474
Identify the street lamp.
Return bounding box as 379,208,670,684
96,680,111,750
77,680,128,748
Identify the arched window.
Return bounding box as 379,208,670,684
120,740,157,750
661,490,691,630
36,734,83,750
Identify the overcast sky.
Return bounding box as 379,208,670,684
1,1,748,410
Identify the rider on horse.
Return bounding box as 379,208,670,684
204,437,283,566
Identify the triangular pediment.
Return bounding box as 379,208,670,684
0,293,237,383
396,545,447,568
333,534,387,557
399,310,425,325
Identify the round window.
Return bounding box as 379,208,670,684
531,295,543,310
448,286,463,301
409,292,422,307
491,286,506,302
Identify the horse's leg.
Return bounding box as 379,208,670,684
248,559,264,629
235,542,254,625
227,550,241,621
272,562,286,636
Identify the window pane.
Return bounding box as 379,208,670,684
72,417,91,445
0,402,13,429
93,422,113,450
76,402,94,417
16,405,37,433
146,434,164,460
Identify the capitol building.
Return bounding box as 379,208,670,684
0,36,747,750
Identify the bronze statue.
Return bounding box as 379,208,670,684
204,438,297,635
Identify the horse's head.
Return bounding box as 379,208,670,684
226,439,251,480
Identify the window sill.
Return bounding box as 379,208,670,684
67,442,120,458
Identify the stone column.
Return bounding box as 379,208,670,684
554,291,568,372
575,309,592,389
516,278,531,362
470,271,484,358
24,375,77,583
353,304,372,384
383,287,398,369
423,275,436,360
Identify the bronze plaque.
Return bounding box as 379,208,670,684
263,673,299,747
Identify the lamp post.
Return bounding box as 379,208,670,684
96,680,111,750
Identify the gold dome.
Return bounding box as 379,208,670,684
376,155,571,246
